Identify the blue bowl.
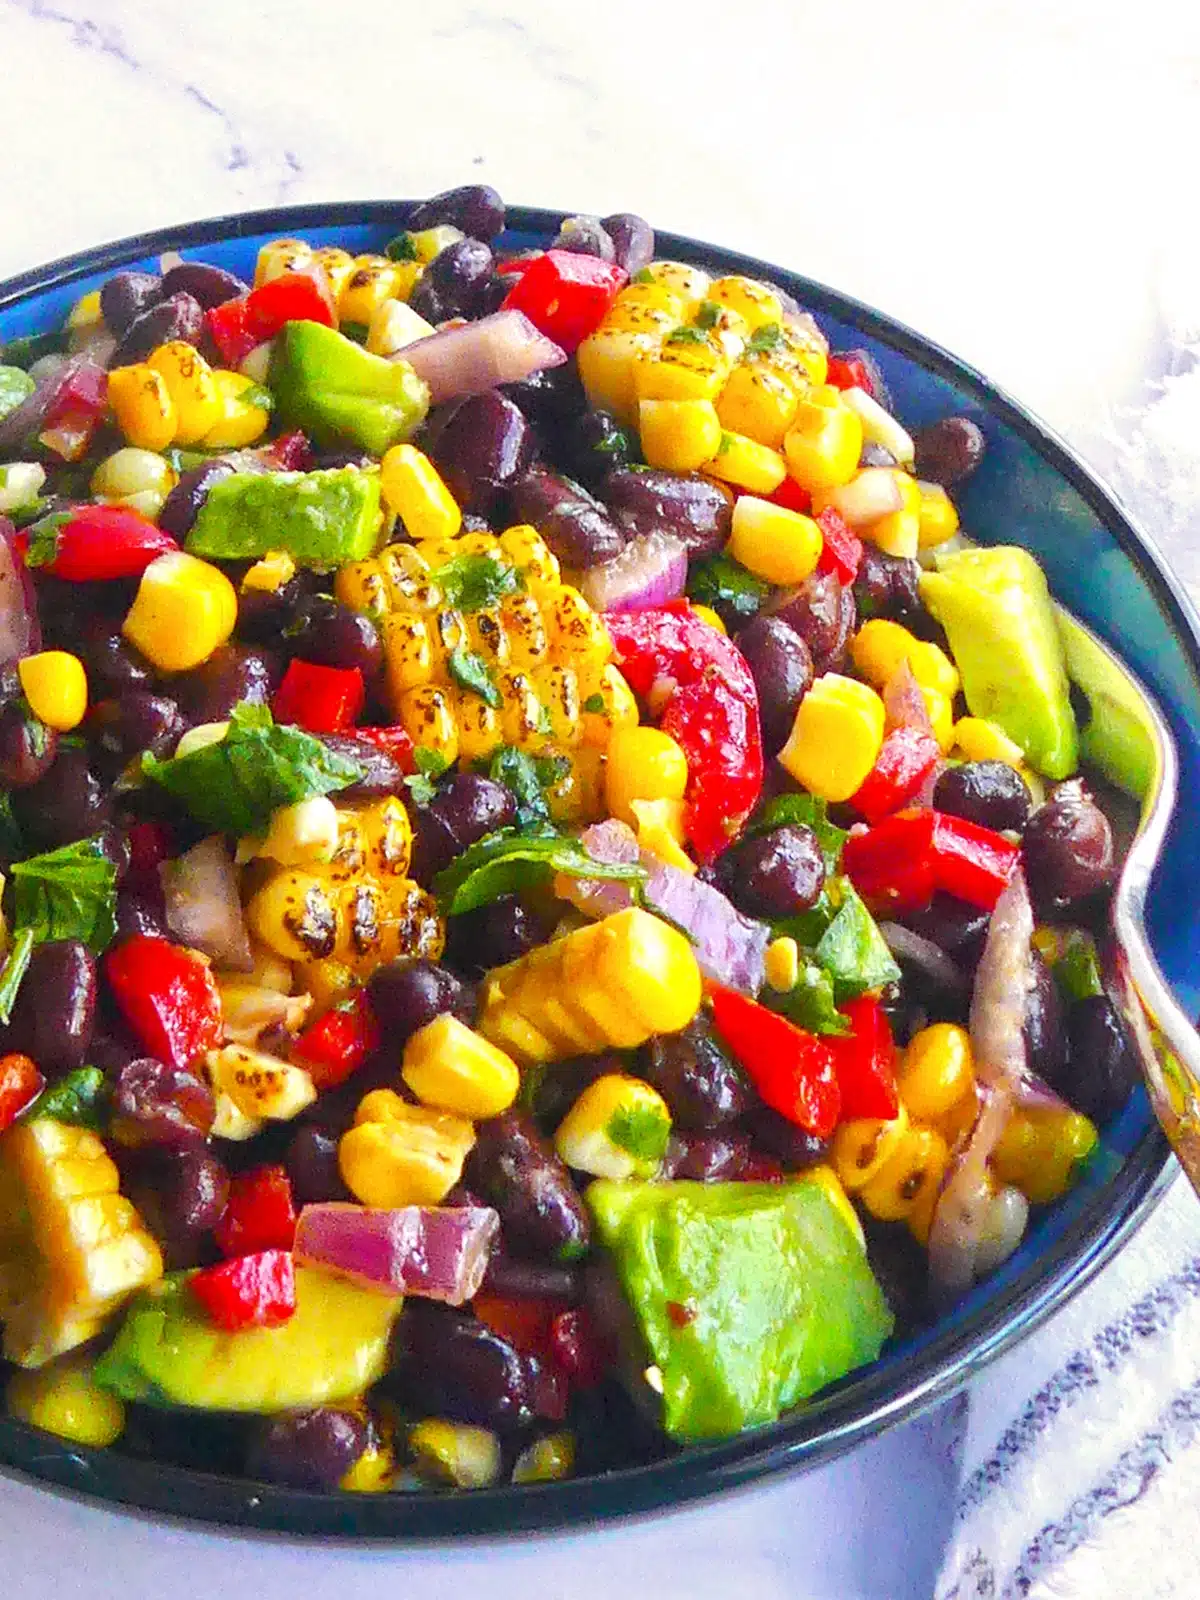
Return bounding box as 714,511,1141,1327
0,203,1191,1538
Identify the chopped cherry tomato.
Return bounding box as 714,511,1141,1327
213,1166,297,1258
25,504,177,582
272,660,365,734
815,506,863,585
826,350,886,402
105,935,224,1071
850,726,941,823
189,1250,296,1331
243,272,335,341
769,476,813,515
0,1054,45,1133
205,297,259,367
708,985,841,1137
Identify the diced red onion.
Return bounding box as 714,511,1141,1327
399,311,566,405
161,835,253,972
878,922,967,999
580,531,687,614
883,660,934,735
0,517,41,666
294,1203,500,1304
0,356,107,454
823,467,904,529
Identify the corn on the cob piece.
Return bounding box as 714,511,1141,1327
0,1119,162,1368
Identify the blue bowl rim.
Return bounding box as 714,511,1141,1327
0,200,1184,1541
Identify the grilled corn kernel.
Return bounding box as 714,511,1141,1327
380,444,462,542
340,1440,395,1494
922,687,955,753
366,298,437,356
716,362,801,450
604,726,688,825
783,388,863,493
336,257,402,326
204,1046,316,1123
242,549,297,594
629,798,694,874
916,481,960,549
637,261,712,304
409,1419,502,1489
638,398,723,471
7,1353,125,1446
407,225,464,264
635,332,731,404
310,246,357,302
121,551,237,673
858,1125,950,1223
512,1431,576,1484
106,364,176,452
898,1024,975,1126
554,1073,672,1180
17,651,87,732
145,341,222,445
777,674,886,802
576,327,662,423
831,1105,911,1193
201,369,271,449
850,619,961,699
728,496,823,585
402,1015,521,1120
704,431,787,495
992,1107,1098,1206
707,276,783,331
255,796,341,867
340,1092,475,1209
247,869,339,962
90,447,177,506
869,473,923,560
764,935,801,992
254,237,314,286
951,717,1025,768
689,603,726,634
839,386,914,466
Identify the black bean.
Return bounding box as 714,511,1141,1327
157,460,237,542
99,271,163,338
88,691,184,772
388,1301,565,1433
0,700,57,787
8,940,96,1077
427,237,495,318
465,1111,591,1262
601,466,733,560
171,642,280,727
525,1052,617,1132
407,184,506,241
366,959,471,1046
284,594,382,676
602,213,655,275
509,466,626,569
502,363,587,445
1022,780,1115,913
159,260,249,308
853,545,924,626
317,732,406,798
10,746,110,850
1023,950,1068,1086
742,1105,831,1169
734,614,814,755
640,1018,752,1130
112,292,204,366
235,571,322,650
114,885,170,944
550,215,615,261
660,1130,751,1181
559,408,635,492
407,275,452,326
771,569,856,673
79,623,156,692
246,1408,368,1492
719,824,826,919
476,273,513,317
426,392,533,519
1062,994,1139,1122
862,1218,929,1333
903,893,991,967
934,761,1033,834
411,773,516,879
481,1249,583,1303
445,894,548,976
148,1146,229,1239
285,1124,352,1205
110,1056,216,1150
912,416,986,487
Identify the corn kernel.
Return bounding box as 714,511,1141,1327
832,1105,910,1193
716,362,800,450
704,431,787,495
764,935,801,992
66,289,104,334
337,257,402,326
922,686,955,752
689,603,726,634
952,717,1024,768
727,495,823,585
635,333,731,404
340,1442,395,1493
204,1046,316,1122
380,444,462,542
146,341,222,445
254,796,341,868
90,447,177,504
512,1431,576,1484
839,386,914,466
366,298,437,356
201,369,270,449
629,798,694,874
554,1072,672,1180
7,1353,125,1447
340,1093,475,1208
868,472,923,559
916,481,960,549
637,261,711,304
604,726,688,825
402,1014,520,1120
254,237,314,287
778,674,886,802
122,551,237,673
242,549,297,594
850,619,960,699
638,398,722,472
17,651,87,732
409,1419,501,1489
576,327,662,423
898,1024,975,1125
407,225,464,264
311,246,357,302
707,276,784,331
783,387,862,493
859,1125,950,1223
106,364,176,452
992,1107,1098,1206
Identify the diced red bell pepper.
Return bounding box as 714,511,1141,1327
205,297,260,367
0,1053,45,1133
501,250,627,353
850,726,941,823
104,935,224,1072
842,808,1020,915
244,272,336,342
213,1165,297,1258
829,996,899,1121
189,1249,296,1331
473,1293,562,1356
815,506,863,585
826,351,885,401
768,476,813,515
292,991,381,1091
930,810,1022,909
708,986,841,1137
355,724,416,773
272,659,365,734
549,1306,608,1389
26,504,177,582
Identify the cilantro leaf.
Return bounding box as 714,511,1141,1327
686,553,770,625
1051,928,1105,1004
693,301,721,330
141,702,364,835
666,326,711,347
434,554,522,613
23,510,71,570
582,692,606,714
633,267,656,285
814,883,901,1001
403,746,451,806
751,794,847,874
25,1067,109,1130
487,745,556,828
0,792,22,861
607,1102,671,1163
339,322,369,347
448,646,502,708
747,322,784,355
434,827,647,916
0,836,119,1023
0,929,33,1026
763,960,852,1037
0,365,35,423
385,231,420,262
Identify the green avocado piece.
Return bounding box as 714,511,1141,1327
268,320,430,455
1054,606,1156,800
185,465,383,567
587,1177,893,1442
920,545,1078,779
93,1265,401,1412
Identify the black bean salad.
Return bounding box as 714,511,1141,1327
0,185,1141,1493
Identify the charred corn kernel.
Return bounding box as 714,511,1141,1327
512,1431,576,1484
245,941,294,993
707,276,784,331
859,1126,950,1223
409,1419,502,1489
402,1014,521,1120
145,342,222,445
605,281,688,331
67,288,104,336
916,481,960,549
635,332,731,404
952,716,1025,768
0,1119,162,1368
380,444,461,542
254,796,341,867
17,651,87,732
122,551,237,673
340,1093,475,1209
399,683,460,764
554,1073,672,1180
546,746,608,827
779,315,830,385
850,619,961,699
637,261,711,304
839,386,914,466
106,363,176,451
689,603,726,634
783,386,862,493
604,726,688,825
7,1352,125,1446
992,1107,1098,1206
974,1185,1030,1274
576,327,662,423
832,1105,911,1194
340,1441,395,1494
898,1024,975,1125
578,662,639,748
254,237,314,287
764,936,801,992
728,496,823,584
292,957,357,1014
204,1046,316,1123
637,398,722,471
241,549,297,594
480,907,703,1064
310,246,357,302
716,362,801,450
778,674,886,802
366,298,437,356
247,869,339,962
407,225,463,264
629,798,694,874
704,431,787,495
922,687,955,753
90,446,177,506
338,256,403,327
200,369,271,449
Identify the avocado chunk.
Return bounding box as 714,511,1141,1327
587,1176,893,1442
1054,606,1155,799
268,320,430,455
93,1265,401,1412
185,465,383,567
920,545,1078,779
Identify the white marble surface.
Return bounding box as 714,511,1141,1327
4,1,1200,1595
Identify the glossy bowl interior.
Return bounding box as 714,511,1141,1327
0,203,1194,1539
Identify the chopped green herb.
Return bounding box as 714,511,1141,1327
747,322,784,355
686,553,770,624
607,1102,671,1163
0,836,120,1023
23,510,72,570
716,432,736,455
486,746,571,829
8,496,52,529
0,366,35,423
666,326,711,347
447,646,502,708
25,1067,109,1131
385,232,420,262
239,382,275,412
1050,928,1105,1004
582,692,606,714
814,882,901,1001
434,827,647,917
751,794,847,874
694,301,721,330
434,553,523,613
764,960,851,1037
403,746,451,806
0,792,22,861
633,266,656,284
1,331,65,371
